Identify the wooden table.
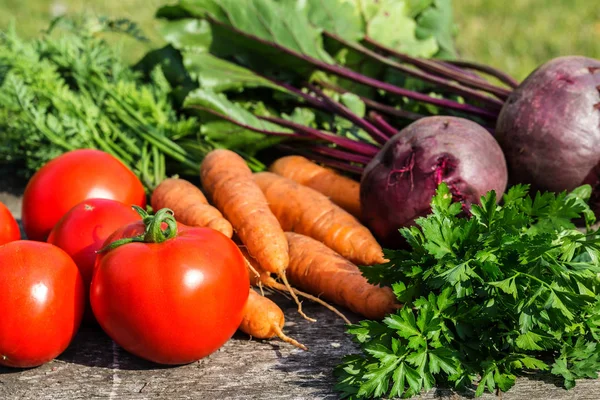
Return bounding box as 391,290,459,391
2,180,600,400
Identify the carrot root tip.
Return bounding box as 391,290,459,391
279,272,316,322
273,325,308,351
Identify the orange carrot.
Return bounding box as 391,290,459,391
239,289,307,351
151,178,233,237
240,247,351,324
254,172,385,266
200,149,313,321
269,156,361,219
285,232,399,320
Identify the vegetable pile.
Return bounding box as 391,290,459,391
0,147,398,366
2,1,600,399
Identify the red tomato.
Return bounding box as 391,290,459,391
0,201,20,245
0,241,85,368
22,149,146,241
90,211,249,365
47,199,142,323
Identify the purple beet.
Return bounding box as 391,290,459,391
360,116,508,247
495,56,600,210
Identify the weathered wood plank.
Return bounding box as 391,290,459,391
2,186,600,399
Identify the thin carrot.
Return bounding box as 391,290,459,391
254,172,386,266
269,155,361,219
200,149,313,322
239,289,307,351
285,232,399,320
151,177,233,237
240,247,351,324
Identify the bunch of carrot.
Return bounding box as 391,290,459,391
151,150,399,350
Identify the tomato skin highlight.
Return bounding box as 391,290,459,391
0,241,85,368
90,222,249,365
0,202,20,245
47,199,142,323
21,149,146,241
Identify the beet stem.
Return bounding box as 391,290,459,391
325,32,505,109
368,112,399,137
258,73,329,111
362,36,513,98
277,145,364,175
260,77,388,145
258,115,380,156
305,145,372,164
439,60,520,89
317,80,427,121
205,17,499,120
185,105,303,138
306,83,389,145
435,61,488,82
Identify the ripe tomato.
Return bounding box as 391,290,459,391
48,199,142,323
0,241,85,368
22,149,146,241
90,209,249,365
0,201,20,245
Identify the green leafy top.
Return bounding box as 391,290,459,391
0,17,214,189
335,183,600,399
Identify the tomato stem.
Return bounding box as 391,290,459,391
97,206,178,253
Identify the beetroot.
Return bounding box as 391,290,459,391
495,56,600,211
360,116,508,247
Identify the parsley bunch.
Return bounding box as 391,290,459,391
335,184,600,398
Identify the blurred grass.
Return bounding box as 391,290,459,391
453,0,600,81
0,0,599,82
0,0,170,64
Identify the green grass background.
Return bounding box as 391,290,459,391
0,0,599,81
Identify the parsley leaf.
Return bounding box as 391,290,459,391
339,183,600,398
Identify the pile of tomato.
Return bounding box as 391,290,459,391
0,149,249,368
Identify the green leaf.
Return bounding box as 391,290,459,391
494,370,516,392
180,0,334,63
515,331,544,351
437,262,470,285
543,290,575,320
158,18,213,50
405,348,427,368
185,89,289,133
182,51,281,92
475,368,493,397
184,89,289,154
428,348,458,375
415,0,456,58
503,184,531,205
520,356,548,370
421,217,459,259
551,358,576,389
404,363,423,394
365,0,439,58
407,0,435,17
470,189,497,228
389,362,408,398
430,182,453,214
488,275,518,298
359,354,400,398
295,0,365,42
384,309,420,338
340,93,366,118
